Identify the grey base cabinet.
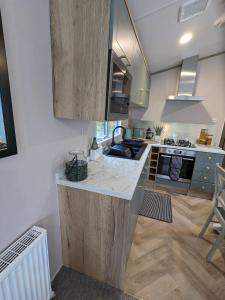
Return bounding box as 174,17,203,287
190,152,224,193
129,154,150,237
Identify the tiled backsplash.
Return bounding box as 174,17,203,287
128,119,217,145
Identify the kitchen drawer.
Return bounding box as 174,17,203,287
192,170,215,183
190,181,214,193
155,177,190,190
195,152,224,166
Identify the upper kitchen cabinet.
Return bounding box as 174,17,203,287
131,42,150,108
111,0,135,67
111,0,150,108
50,0,111,121
50,0,150,121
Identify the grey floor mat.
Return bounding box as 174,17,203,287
139,191,173,223
52,266,140,300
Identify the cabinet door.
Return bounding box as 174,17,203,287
114,0,135,66
50,0,111,121
137,57,150,108
190,181,215,193
111,0,151,109
190,152,224,193
130,43,150,108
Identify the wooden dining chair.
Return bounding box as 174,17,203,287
199,163,225,261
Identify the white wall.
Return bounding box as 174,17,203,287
130,54,225,145
0,0,95,277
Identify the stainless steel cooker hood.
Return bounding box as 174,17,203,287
167,55,206,101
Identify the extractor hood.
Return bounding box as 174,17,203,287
167,55,206,101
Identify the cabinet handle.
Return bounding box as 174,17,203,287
119,55,131,67
182,158,194,161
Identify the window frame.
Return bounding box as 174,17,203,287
96,120,121,142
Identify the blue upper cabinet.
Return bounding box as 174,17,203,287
110,0,151,108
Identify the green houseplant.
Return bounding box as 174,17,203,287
153,125,164,142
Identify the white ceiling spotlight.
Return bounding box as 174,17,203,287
178,0,209,23
179,32,193,45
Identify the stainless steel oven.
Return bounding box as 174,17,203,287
106,50,132,121
157,147,196,183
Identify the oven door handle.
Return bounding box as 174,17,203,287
160,154,171,158
182,158,194,161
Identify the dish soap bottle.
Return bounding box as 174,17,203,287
90,137,100,160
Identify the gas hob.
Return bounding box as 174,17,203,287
163,138,195,148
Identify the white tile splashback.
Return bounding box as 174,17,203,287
129,120,217,145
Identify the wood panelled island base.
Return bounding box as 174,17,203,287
58,185,140,289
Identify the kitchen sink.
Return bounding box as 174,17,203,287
105,141,147,160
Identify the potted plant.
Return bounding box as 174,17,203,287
153,125,164,142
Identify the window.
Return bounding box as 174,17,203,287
96,121,121,141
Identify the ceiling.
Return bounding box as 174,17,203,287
126,0,225,73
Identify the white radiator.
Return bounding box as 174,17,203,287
0,226,52,300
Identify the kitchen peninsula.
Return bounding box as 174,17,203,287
56,145,151,289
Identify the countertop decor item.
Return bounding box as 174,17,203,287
146,128,154,140
197,129,214,145
198,128,209,144
65,151,88,182
206,135,213,145
90,137,101,160
154,125,164,142
91,137,98,150
133,128,145,139
125,128,133,139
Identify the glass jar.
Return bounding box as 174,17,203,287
65,151,88,182
199,129,208,140
133,128,145,139
206,135,213,145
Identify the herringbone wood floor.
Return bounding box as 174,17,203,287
124,189,225,300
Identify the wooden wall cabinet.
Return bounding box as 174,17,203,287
50,0,111,121
50,0,151,121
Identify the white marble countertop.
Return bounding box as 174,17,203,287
56,144,151,201
149,143,225,155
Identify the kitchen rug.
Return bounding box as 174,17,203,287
139,191,172,223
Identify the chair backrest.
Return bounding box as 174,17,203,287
215,163,225,209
